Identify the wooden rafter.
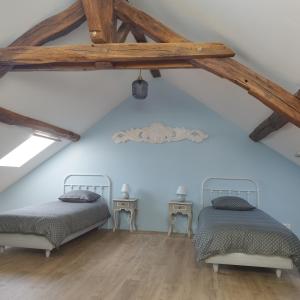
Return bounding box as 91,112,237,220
116,23,161,78
82,0,116,43
0,107,80,142
0,0,86,79
0,1,85,142
116,22,131,43
0,0,299,141
114,0,300,127
249,90,300,142
0,43,235,65
249,113,289,142
131,27,161,78
11,61,195,72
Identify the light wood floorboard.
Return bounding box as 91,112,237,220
0,230,299,300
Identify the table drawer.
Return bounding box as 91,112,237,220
173,204,189,212
115,201,130,209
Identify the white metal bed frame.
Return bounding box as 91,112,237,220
0,174,112,258
201,177,293,278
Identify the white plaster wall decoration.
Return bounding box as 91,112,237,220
112,122,208,144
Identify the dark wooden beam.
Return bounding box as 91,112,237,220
249,113,288,142
115,0,186,42
249,90,300,142
12,60,195,72
131,28,161,78
0,43,235,65
114,0,300,127
116,22,131,43
112,61,194,70
0,0,86,79
0,107,80,142
82,0,116,43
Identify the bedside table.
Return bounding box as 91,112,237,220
168,201,193,238
112,198,137,232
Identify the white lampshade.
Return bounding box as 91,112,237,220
121,184,129,193
176,185,187,195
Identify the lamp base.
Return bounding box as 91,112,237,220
122,192,129,199
177,195,186,202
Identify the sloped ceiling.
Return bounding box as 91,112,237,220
0,0,144,191
0,0,300,191
130,0,300,164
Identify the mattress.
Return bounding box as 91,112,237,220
0,199,110,247
193,207,300,270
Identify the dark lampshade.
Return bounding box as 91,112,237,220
132,70,148,99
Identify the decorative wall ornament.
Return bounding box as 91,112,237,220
112,122,208,144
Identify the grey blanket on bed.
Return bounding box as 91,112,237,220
193,207,300,270
0,199,110,247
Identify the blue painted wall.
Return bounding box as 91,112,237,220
1,80,300,236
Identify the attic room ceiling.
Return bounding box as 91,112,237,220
0,0,143,191
0,0,299,125
1,0,300,191
130,0,300,164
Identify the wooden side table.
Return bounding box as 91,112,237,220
168,201,193,238
112,198,137,232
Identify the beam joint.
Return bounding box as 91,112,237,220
114,0,300,127
82,0,116,43
131,27,161,78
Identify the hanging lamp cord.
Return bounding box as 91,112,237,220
138,69,142,81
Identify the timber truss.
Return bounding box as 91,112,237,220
0,0,299,142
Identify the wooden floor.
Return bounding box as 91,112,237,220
0,231,299,300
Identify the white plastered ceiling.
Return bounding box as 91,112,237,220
0,0,300,191
0,0,143,191
131,0,300,163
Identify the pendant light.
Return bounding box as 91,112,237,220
132,69,148,100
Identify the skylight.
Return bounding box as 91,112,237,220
0,135,55,168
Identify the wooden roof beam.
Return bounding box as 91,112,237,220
0,43,235,65
0,107,80,142
116,22,131,43
117,23,163,78
0,0,86,79
11,61,195,72
82,0,116,43
114,0,300,127
131,27,161,78
249,90,300,142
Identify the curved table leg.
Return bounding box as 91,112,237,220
113,210,119,232
168,213,174,236
130,209,137,231
129,209,134,232
187,212,193,238
133,209,137,231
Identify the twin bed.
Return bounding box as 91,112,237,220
194,178,300,278
0,175,299,279
0,174,112,257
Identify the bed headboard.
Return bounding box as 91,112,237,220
202,177,259,209
63,174,112,209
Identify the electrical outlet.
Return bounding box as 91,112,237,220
283,223,291,229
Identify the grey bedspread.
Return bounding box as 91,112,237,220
193,207,300,270
0,199,110,247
